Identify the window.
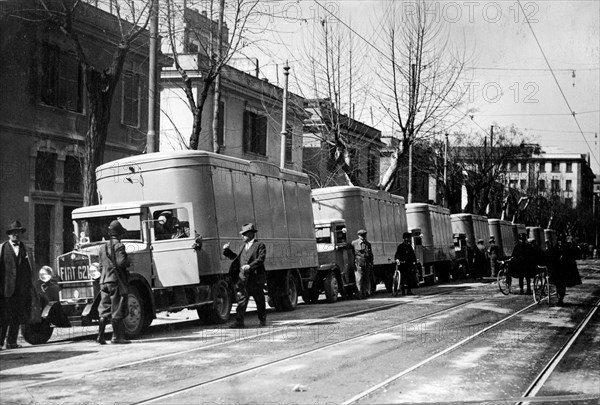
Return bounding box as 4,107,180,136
507,162,514,171
243,111,267,155
566,162,572,173
520,162,527,172
509,180,518,189
564,198,572,208
64,156,82,194
538,180,545,191
41,43,82,112
565,179,572,192
217,100,225,147
285,124,293,163
520,180,527,190
551,162,560,172
551,179,560,193
539,161,545,172
35,152,57,191
122,70,140,127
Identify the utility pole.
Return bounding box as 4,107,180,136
280,63,290,169
146,0,158,153
443,133,448,207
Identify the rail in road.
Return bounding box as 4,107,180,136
2,265,599,404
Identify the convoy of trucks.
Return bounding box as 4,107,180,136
30,150,561,344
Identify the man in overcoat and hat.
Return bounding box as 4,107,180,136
0,221,36,350
223,223,267,328
351,229,373,299
395,232,417,296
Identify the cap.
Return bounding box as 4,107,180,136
357,229,367,236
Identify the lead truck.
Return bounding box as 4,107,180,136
41,151,332,338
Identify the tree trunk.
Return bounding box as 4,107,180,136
189,80,212,150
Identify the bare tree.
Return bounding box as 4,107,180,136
163,0,259,151
34,0,154,205
377,0,471,192
294,18,373,187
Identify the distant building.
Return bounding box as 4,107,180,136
501,151,595,210
302,99,384,189
0,0,152,270
160,8,305,171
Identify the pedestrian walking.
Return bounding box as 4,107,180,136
472,239,488,279
394,232,417,296
488,237,502,277
0,221,39,350
509,234,536,294
97,220,131,344
223,223,267,328
351,229,373,299
548,237,582,306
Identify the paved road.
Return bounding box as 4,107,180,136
1,260,599,404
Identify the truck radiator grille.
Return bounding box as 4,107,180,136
59,282,95,301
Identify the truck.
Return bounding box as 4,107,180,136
488,219,515,259
42,151,327,338
405,203,455,284
311,186,408,293
451,214,490,278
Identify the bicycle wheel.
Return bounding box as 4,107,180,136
392,271,401,297
532,274,546,304
497,269,511,295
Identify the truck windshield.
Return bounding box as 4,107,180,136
75,215,142,244
334,226,347,244
315,227,331,244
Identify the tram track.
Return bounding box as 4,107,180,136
7,286,469,392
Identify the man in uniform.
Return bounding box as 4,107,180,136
351,229,373,299
394,232,417,296
0,221,36,350
97,220,131,344
223,223,267,328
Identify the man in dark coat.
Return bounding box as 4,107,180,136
395,232,417,296
510,234,535,294
97,220,130,344
351,229,374,299
548,237,582,306
0,221,35,350
488,237,502,277
223,223,267,328
472,239,488,279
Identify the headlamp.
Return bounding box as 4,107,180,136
39,266,54,283
89,262,101,280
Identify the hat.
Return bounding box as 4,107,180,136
403,232,411,239
240,223,257,235
489,237,495,243
108,220,127,237
357,229,367,236
527,237,535,243
6,220,26,235
477,239,484,244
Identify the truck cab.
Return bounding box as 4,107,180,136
310,219,356,302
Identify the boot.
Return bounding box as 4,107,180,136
111,320,131,344
401,287,405,296
96,317,107,345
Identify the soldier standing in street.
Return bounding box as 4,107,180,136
223,223,267,328
0,221,38,350
352,229,373,299
395,232,417,296
97,220,131,345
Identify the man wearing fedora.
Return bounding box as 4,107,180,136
351,229,373,299
0,221,36,350
223,223,267,328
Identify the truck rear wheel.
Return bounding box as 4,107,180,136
324,272,339,303
123,285,145,338
198,280,232,324
21,320,53,345
278,271,298,311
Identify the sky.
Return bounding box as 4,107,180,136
236,0,600,173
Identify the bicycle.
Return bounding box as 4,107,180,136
497,259,512,295
532,265,555,306
392,263,402,297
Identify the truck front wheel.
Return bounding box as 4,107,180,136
21,320,53,345
123,285,145,338
324,272,339,303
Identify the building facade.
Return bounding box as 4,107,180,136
159,8,305,171
0,1,151,270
